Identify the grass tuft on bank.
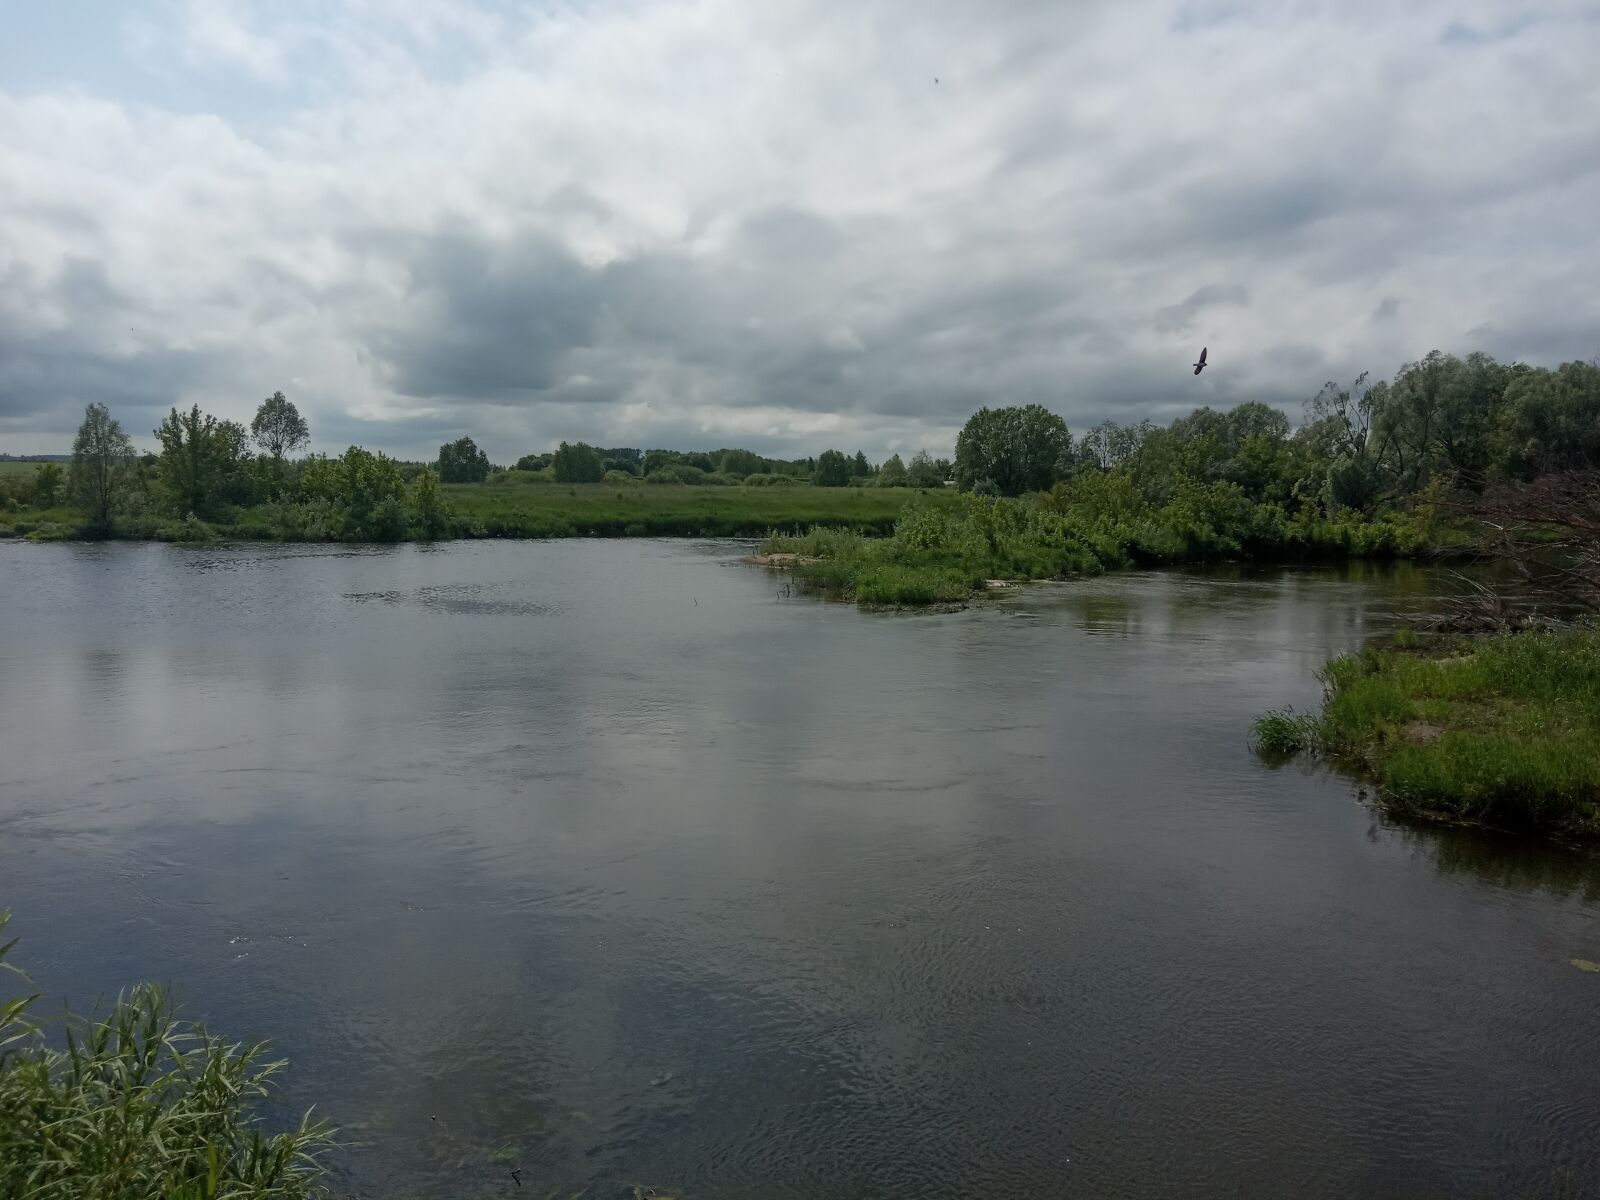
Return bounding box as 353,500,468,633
1252,626,1600,837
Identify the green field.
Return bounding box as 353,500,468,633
443,479,958,538
0,461,59,478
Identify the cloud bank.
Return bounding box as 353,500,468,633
2,0,1597,460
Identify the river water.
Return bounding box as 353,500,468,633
1,539,1597,1198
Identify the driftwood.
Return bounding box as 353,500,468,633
1425,472,1600,630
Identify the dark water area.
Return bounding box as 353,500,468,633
2,539,1597,1199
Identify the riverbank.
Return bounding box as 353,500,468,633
1254,626,1600,840
758,486,1455,606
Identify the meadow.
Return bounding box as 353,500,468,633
440,477,958,538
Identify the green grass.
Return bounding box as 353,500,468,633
0,461,59,478
0,505,85,540
1256,626,1600,838
1250,708,1324,756
445,480,956,538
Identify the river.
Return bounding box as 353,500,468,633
1,539,1596,1198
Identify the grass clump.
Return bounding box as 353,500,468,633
1256,625,1600,837
0,913,336,1199
1250,708,1325,756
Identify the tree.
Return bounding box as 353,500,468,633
852,450,872,478
1078,420,1152,472
1380,350,1461,490
1499,360,1600,477
1223,402,1291,447
154,405,244,517
813,449,852,487
1303,372,1394,514
33,463,63,508
718,448,765,478
71,403,134,530
437,436,490,483
954,404,1071,495
300,446,409,540
878,453,908,486
409,468,451,539
250,391,309,461
906,449,941,488
552,441,604,483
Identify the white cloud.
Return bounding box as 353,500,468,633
2,0,1598,460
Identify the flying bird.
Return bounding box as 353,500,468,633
1192,346,1208,376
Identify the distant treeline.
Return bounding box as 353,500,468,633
496,442,953,488
1,348,1593,544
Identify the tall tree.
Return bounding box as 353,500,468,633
906,449,941,488
552,441,604,483
33,462,64,508
70,403,135,530
1303,372,1394,513
878,453,908,486
954,405,1071,495
437,436,490,483
251,391,309,461
1380,350,1462,490
1499,360,1600,477
852,450,872,478
813,449,852,487
154,404,238,516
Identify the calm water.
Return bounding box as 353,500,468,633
2,540,1597,1199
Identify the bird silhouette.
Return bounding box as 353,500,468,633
1192,346,1208,376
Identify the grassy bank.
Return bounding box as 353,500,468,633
1253,626,1600,838
760,480,1450,606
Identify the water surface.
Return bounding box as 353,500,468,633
1,540,1597,1198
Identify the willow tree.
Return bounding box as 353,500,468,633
70,403,134,531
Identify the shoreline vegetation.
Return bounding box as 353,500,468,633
1254,469,1600,841
1253,625,1600,841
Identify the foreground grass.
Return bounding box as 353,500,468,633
0,913,335,1199
1253,626,1600,838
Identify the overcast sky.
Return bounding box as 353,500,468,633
2,1,1597,462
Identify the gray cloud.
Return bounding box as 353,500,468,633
1153,285,1251,335
1,0,1598,460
